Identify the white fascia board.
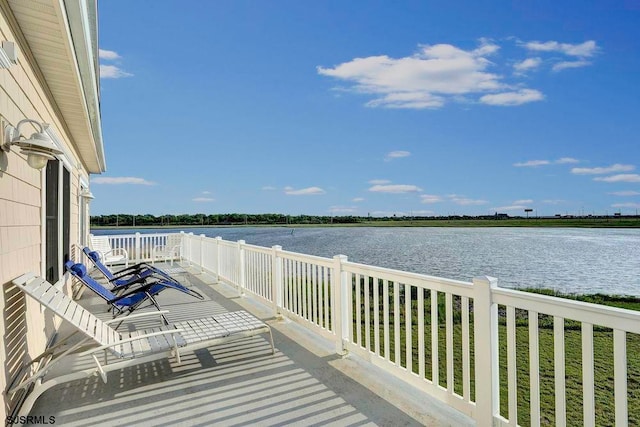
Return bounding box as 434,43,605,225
61,0,106,173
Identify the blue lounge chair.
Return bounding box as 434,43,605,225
82,246,186,290
64,261,202,325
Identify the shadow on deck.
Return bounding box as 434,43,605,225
28,264,473,426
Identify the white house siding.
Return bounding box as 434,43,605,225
0,5,89,418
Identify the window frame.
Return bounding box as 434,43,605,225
42,160,71,284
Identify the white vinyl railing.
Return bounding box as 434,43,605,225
96,232,180,264
101,232,640,427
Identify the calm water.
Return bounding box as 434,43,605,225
92,227,640,296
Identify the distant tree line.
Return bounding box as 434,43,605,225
90,213,526,227
91,213,373,227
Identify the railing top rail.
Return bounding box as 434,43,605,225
494,287,640,332
344,260,474,295
279,249,334,267
102,233,137,239
243,243,274,255
101,232,176,238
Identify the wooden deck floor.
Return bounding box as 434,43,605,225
27,264,473,426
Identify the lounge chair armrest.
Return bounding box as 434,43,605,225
106,248,129,259
80,328,186,356
93,250,106,262
103,310,170,324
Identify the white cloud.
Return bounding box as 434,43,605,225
594,174,640,183
352,197,365,202
262,186,277,191
556,157,579,164
368,179,391,185
514,158,579,167
480,89,544,106
329,206,357,213
552,60,592,72
370,210,409,217
384,150,411,161
99,49,121,60
514,57,542,73
92,176,155,185
542,199,565,204
420,194,443,204
318,40,508,109
514,160,551,167
411,210,435,215
612,203,640,209
369,184,423,193
100,64,133,79
493,199,533,211
609,191,640,196
448,195,488,205
492,205,529,212
284,186,326,195
192,197,214,202
524,40,598,57
571,164,635,175
201,191,211,194
99,48,132,79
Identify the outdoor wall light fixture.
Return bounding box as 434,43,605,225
80,189,95,200
1,119,63,170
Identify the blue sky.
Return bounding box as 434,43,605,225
93,1,640,217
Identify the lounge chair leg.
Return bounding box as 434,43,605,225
146,293,169,325
92,355,108,384
268,328,275,355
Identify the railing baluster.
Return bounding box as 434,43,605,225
582,322,595,427
315,265,320,327
296,261,302,317
507,306,517,425
307,262,312,322
365,275,371,352
554,316,566,427
418,289,425,379
431,289,439,386
446,292,454,393
529,311,541,427
383,279,390,361
317,265,323,328
374,276,380,357
324,266,330,330
406,284,412,371
394,281,400,367
356,273,362,347
462,296,470,402
614,329,628,427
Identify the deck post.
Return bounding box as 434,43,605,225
214,236,222,282
187,232,194,266
199,234,206,272
473,276,499,426
134,232,141,263
179,231,185,264
238,240,246,296
332,255,349,355
272,245,283,316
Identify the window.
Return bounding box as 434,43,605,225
45,161,71,283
